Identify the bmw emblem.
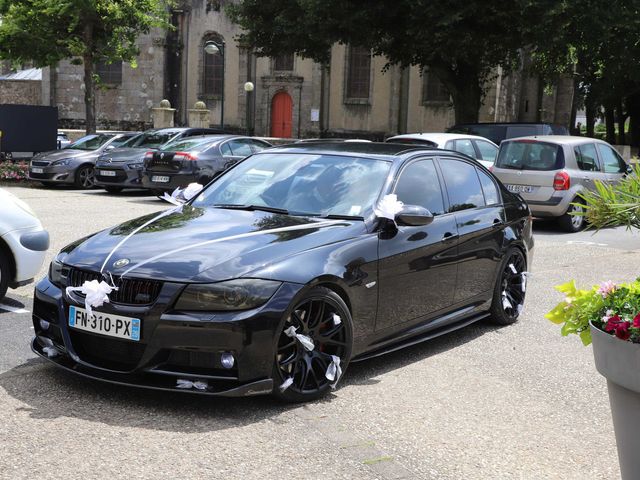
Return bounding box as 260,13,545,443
113,258,130,268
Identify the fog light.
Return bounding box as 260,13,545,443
220,352,235,369
39,319,50,330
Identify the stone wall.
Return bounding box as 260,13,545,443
0,80,41,105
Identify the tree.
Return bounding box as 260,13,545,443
0,0,170,134
228,1,537,124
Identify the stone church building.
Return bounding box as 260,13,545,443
34,0,572,139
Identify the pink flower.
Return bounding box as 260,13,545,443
597,281,616,298
633,314,640,329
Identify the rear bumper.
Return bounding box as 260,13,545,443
141,171,200,192
31,275,303,397
522,194,572,218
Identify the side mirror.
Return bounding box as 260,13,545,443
395,205,435,226
625,164,633,175
105,145,115,151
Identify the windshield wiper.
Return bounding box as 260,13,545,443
322,214,364,221
213,204,290,215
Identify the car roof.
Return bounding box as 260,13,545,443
264,141,438,161
387,133,497,146
501,135,609,147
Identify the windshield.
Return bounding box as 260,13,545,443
162,137,218,152
193,153,391,217
496,141,565,171
65,134,114,151
126,131,180,149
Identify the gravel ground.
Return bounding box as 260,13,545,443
0,184,633,479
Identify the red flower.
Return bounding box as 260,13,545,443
633,314,640,329
605,315,632,340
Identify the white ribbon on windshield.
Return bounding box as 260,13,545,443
160,183,203,205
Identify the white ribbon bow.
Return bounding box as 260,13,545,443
161,183,204,205
325,355,343,388
374,194,404,221
279,377,294,392
284,326,315,351
66,279,117,317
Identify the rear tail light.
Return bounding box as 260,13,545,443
143,151,154,163
553,171,571,190
173,151,198,161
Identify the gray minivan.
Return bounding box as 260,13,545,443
491,136,631,232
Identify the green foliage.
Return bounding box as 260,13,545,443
579,165,640,230
546,279,640,345
0,0,170,67
0,161,28,181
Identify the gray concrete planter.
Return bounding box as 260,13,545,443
591,321,640,479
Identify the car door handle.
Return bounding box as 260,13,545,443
441,232,459,243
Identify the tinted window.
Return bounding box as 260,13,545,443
128,131,180,148
453,139,476,158
220,143,232,156
247,139,271,152
449,125,505,145
477,169,500,205
386,137,438,148
598,144,625,173
440,158,485,212
505,125,539,138
394,160,445,215
228,139,254,157
110,135,137,148
66,134,114,151
495,141,564,171
163,137,217,152
475,140,498,161
574,143,600,171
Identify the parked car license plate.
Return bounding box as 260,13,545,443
98,170,116,177
68,305,141,341
31,167,44,174
151,175,170,183
505,184,533,194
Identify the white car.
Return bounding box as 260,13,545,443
0,188,49,300
385,133,499,168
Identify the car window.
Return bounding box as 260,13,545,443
128,131,180,148
220,143,233,156
228,139,254,157
453,139,476,158
385,137,438,148
163,137,216,152
574,143,600,172
65,134,114,150
474,140,498,161
247,139,271,153
393,160,445,216
439,158,486,212
505,126,537,138
477,169,500,205
597,144,625,173
495,141,564,171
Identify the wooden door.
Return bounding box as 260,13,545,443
270,91,293,138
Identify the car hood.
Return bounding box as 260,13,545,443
33,149,98,162
61,206,362,283
99,147,149,163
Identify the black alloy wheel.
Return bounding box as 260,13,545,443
489,248,527,325
75,165,96,189
273,286,353,402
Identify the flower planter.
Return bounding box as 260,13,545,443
591,321,640,479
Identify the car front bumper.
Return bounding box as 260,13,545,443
28,165,76,184
31,275,303,396
94,164,144,189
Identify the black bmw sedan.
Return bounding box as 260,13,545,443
32,142,533,402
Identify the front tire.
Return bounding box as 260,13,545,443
558,200,586,233
489,248,527,326
74,165,95,189
272,286,353,403
0,248,11,300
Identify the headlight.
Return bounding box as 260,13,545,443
51,159,71,166
174,279,281,311
127,163,142,169
48,253,69,285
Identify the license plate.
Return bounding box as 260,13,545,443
31,167,44,174
69,305,141,341
99,170,116,177
506,184,533,194
152,175,170,183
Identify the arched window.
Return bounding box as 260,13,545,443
202,34,224,97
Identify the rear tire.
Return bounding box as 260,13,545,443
558,200,586,233
0,248,11,301
489,248,527,326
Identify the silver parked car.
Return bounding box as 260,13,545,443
491,136,631,232
29,133,139,189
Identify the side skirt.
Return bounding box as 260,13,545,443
351,312,490,363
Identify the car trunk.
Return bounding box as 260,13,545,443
492,140,565,202
147,151,194,173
